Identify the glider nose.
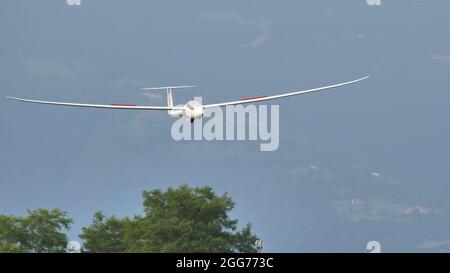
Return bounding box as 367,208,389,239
184,100,203,120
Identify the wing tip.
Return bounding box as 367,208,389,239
6,96,20,101
351,75,370,84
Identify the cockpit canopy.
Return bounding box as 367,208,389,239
185,100,202,110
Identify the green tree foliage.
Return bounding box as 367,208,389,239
79,211,128,253
81,185,259,253
0,208,72,253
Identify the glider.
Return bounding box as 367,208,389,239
7,76,369,123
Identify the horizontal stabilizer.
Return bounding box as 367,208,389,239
140,85,196,91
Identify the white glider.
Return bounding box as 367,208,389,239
7,76,369,123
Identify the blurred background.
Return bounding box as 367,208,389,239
1,0,449,252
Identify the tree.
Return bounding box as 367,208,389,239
81,185,259,253
0,208,72,253
79,211,128,253
0,215,22,252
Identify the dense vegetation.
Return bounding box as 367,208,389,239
0,185,258,253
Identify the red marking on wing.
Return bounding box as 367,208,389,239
240,95,268,101
111,103,137,107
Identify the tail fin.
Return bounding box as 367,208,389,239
167,87,173,108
